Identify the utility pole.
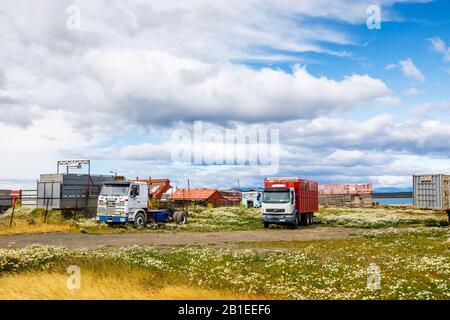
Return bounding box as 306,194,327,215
187,179,190,191
237,179,240,191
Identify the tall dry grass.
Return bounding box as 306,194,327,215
0,262,264,300
0,218,74,236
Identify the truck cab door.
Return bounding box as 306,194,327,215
129,184,141,210
290,190,295,213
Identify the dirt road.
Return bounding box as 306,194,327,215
0,226,412,250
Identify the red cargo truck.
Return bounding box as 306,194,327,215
261,177,318,228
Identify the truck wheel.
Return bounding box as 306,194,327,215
300,214,307,226
172,211,180,222
175,211,187,225
134,212,147,228
292,214,299,229
306,213,312,225
264,223,269,229
310,213,314,225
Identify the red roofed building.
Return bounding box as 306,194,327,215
169,188,227,207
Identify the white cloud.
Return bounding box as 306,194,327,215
0,48,393,128
0,0,446,189
398,58,424,81
386,58,425,81
403,87,423,96
411,101,450,117
0,110,105,185
385,63,397,70
428,37,450,62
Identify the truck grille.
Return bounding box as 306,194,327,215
266,208,285,213
106,202,117,215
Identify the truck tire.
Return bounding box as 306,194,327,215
264,222,269,229
292,214,299,229
172,211,180,222
300,213,307,226
175,211,188,225
134,212,147,228
306,213,312,225
310,213,314,225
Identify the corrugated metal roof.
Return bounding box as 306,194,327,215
170,189,219,200
219,190,242,201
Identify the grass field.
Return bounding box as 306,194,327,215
0,227,449,300
316,206,449,228
1,205,448,236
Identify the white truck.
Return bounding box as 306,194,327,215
96,181,187,228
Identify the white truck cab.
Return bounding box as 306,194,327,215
96,180,187,227
261,187,297,226
96,181,148,224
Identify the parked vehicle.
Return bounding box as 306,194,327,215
242,191,262,208
96,181,187,228
261,177,318,228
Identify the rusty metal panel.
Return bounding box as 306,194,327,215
319,184,373,195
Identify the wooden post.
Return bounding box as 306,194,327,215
9,198,15,227
44,198,50,223
74,197,78,220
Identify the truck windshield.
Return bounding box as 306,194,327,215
262,191,290,203
101,184,130,196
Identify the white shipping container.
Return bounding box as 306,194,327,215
413,174,450,211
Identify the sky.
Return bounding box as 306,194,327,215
1,0,450,190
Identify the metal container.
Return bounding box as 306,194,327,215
37,174,115,215
319,184,373,195
0,189,12,213
413,174,450,211
21,190,37,208
264,177,318,214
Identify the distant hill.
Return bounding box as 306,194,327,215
374,186,413,193
230,187,261,191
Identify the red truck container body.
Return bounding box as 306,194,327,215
264,177,318,214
